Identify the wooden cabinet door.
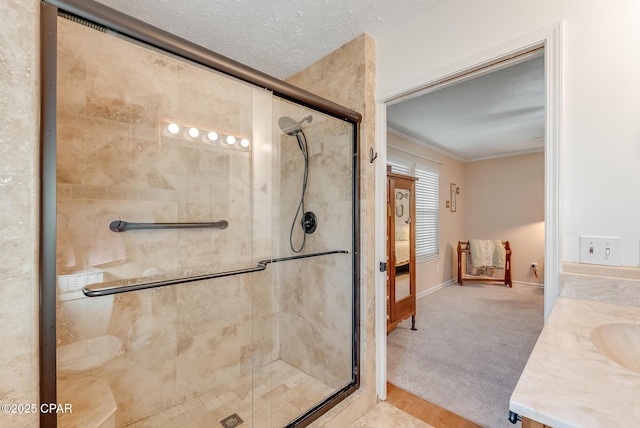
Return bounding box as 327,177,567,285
386,176,395,329
387,169,417,332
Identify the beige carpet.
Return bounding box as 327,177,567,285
387,283,544,428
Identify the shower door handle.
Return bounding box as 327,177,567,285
83,250,349,297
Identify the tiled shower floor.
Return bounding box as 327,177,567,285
126,360,336,428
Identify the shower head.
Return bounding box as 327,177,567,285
278,115,313,136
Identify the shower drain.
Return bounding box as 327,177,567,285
220,413,243,427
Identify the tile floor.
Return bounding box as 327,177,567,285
125,359,336,428
352,402,434,428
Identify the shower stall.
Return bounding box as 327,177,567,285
40,2,360,427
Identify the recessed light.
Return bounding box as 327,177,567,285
167,123,180,134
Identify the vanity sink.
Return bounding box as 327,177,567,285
511,298,640,427
590,323,640,374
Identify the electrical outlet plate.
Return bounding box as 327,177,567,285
579,236,621,266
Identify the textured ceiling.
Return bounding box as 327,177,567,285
95,0,443,79
387,55,546,162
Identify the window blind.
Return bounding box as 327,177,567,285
387,159,411,176
387,159,440,263
414,165,439,262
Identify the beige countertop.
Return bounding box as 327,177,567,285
510,297,640,427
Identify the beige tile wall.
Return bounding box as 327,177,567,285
286,33,379,426
56,19,255,284
276,101,354,390
55,19,277,427
0,1,40,428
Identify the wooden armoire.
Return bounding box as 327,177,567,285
386,166,417,333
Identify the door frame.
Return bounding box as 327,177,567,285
374,22,563,400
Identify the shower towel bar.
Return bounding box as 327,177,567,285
82,250,348,297
109,220,229,232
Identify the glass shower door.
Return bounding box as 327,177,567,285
50,6,358,428
55,15,266,427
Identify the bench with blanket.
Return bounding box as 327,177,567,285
457,240,512,287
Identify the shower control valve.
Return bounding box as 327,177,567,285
301,211,317,234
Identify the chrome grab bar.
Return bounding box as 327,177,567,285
109,220,229,232
82,250,349,297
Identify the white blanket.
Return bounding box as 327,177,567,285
469,239,505,269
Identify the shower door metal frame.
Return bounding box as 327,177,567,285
39,1,362,427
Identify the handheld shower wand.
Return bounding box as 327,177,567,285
278,115,316,253
278,115,313,153
278,115,313,136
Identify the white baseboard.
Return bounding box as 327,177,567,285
513,281,545,288
416,280,543,299
416,279,456,299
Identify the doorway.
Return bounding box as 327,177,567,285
374,23,562,412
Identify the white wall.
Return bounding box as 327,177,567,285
376,0,640,267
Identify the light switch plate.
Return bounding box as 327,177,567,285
579,236,621,266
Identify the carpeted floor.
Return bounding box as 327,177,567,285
387,282,544,428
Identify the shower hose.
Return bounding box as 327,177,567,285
289,130,309,253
